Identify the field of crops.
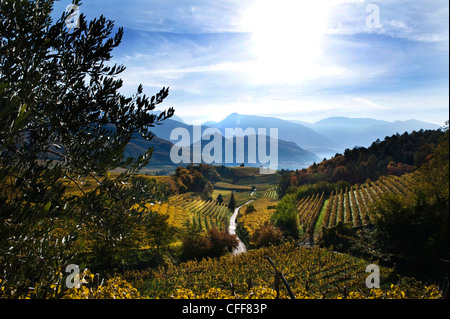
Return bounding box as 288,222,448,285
295,174,416,240
167,194,232,232
252,186,278,199
295,192,326,239
214,182,253,191
135,242,439,299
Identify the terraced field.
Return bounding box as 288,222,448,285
167,194,232,232
295,174,416,241
252,186,278,199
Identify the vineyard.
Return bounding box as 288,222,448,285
295,174,416,242
147,184,280,235
295,192,326,240
134,242,440,299
252,186,278,199
164,194,233,232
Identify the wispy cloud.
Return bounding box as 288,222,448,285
54,0,249,34
352,97,392,110
326,0,449,42
52,0,448,125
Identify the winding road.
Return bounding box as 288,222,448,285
229,200,253,255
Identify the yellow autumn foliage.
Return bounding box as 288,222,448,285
239,198,278,238
168,284,441,299
62,270,144,299
134,242,442,300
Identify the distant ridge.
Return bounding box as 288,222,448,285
124,113,442,171
206,113,336,156
188,133,320,170
300,117,441,154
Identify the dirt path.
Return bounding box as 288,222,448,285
229,200,253,255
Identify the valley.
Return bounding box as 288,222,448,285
3,119,446,300
1,1,447,301
119,125,447,300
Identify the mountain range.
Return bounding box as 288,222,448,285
293,117,441,155
125,112,442,171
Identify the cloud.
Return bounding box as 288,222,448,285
52,0,448,125
351,97,392,110
326,0,449,43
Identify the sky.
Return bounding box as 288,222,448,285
53,0,449,126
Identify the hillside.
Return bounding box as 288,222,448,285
123,113,440,172
125,135,176,167
205,113,336,156
133,242,440,299
205,113,440,159
189,133,319,169
277,128,446,196
124,116,320,171
272,127,449,282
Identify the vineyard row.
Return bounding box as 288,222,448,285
167,195,233,232
295,174,416,240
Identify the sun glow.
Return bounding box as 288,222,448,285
242,0,333,84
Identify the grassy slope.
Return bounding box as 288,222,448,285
313,199,329,236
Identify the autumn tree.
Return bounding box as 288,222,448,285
180,228,238,261
252,222,283,248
